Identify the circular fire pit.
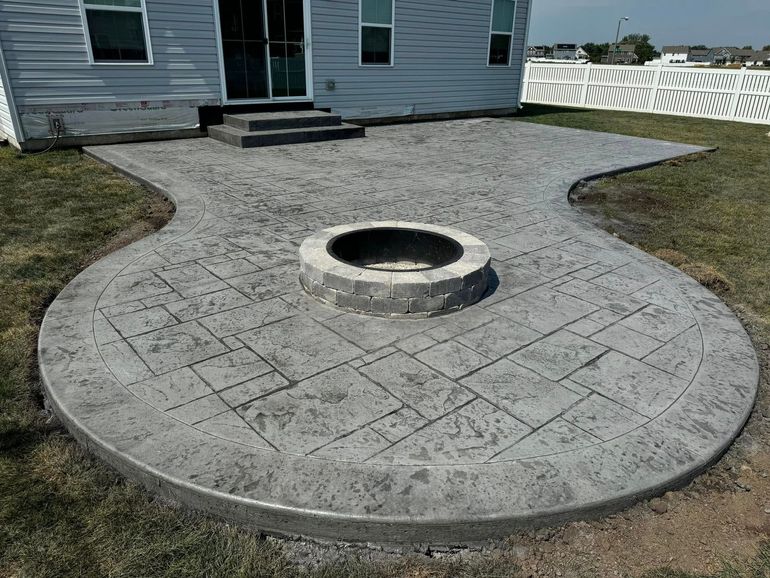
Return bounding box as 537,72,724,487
299,222,491,318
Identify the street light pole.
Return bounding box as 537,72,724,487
610,16,630,65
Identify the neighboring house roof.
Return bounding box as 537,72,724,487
689,49,710,56
662,45,690,54
750,51,770,61
732,49,755,57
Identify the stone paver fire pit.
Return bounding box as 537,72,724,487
39,120,758,546
299,222,491,317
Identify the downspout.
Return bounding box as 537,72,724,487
517,0,534,109
0,38,25,146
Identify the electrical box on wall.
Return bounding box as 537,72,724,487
48,116,64,135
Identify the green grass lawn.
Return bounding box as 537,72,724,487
1,106,769,577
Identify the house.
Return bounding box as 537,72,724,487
661,45,690,64
0,0,533,151
601,44,638,65
551,43,588,61
730,49,756,64
527,45,550,59
710,47,734,65
747,51,770,67
688,49,712,63
709,47,757,65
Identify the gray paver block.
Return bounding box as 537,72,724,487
127,321,229,374
492,418,601,461
488,286,599,334
197,411,273,449
218,372,289,407
370,399,531,465
461,359,583,428
570,351,689,419
414,340,491,380
361,352,474,420
562,394,649,441
239,365,400,454
455,317,542,359
127,367,211,411
192,348,272,390
510,330,607,381
238,316,365,381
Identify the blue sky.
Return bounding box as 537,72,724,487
528,0,770,50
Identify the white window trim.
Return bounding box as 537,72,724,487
486,0,517,68
358,0,395,67
79,0,154,66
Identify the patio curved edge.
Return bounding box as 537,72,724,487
37,135,759,546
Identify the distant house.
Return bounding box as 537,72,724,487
731,49,756,64
710,47,734,65
661,45,690,64
551,44,589,61
710,47,757,65
527,45,551,59
688,49,712,63
747,51,770,67
601,44,638,65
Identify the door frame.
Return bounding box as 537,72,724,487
213,0,314,105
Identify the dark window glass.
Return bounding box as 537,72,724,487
361,26,390,65
86,9,147,62
488,33,511,66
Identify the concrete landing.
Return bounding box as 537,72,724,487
39,119,758,546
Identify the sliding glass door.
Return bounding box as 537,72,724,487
218,0,308,101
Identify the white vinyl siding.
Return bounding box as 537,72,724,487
0,63,16,141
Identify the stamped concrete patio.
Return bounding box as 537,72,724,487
39,119,758,545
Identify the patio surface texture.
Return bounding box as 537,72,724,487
39,119,759,545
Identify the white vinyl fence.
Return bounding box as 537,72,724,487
522,62,770,125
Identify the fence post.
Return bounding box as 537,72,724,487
522,62,530,102
728,66,748,121
647,63,663,113
579,63,591,107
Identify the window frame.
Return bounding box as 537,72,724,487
486,0,517,68
358,0,395,67
79,0,154,66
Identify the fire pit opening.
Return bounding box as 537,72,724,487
329,228,464,272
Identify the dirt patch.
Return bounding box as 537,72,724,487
83,191,174,267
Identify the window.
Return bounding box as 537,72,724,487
360,0,393,66
81,0,152,63
488,0,515,66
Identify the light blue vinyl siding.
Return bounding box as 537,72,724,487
0,0,222,106
0,0,531,140
311,0,530,118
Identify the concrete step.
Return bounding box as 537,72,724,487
223,110,343,132
208,123,365,148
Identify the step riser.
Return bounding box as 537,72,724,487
224,114,343,132
209,125,365,148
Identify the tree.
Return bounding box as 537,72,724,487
691,45,708,50
582,42,609,64
621,33,656,63
742,45,753,50
763,45,770,51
